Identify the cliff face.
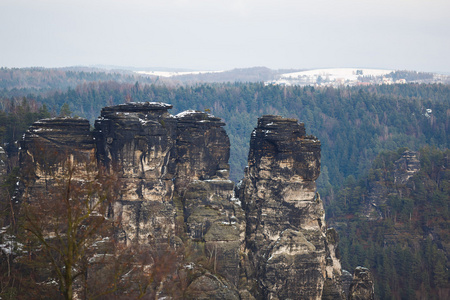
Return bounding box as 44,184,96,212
16,102,372,299
18,117,96,203
348,267,375,300
93,103,178,245
238,116,342,299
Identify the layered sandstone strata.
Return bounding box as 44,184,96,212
15,104,373,299
18,117,96,202
238,115,343,299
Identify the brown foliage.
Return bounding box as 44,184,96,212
17,157,120,299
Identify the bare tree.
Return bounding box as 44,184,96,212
19,157,119,300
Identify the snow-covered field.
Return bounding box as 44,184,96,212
280,68,393,81
133,67,447,86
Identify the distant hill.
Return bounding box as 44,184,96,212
0,66,293,96
268,68,450,86
134,67,450,85
0,67,156,96
2,67,449,96
135,66,308,83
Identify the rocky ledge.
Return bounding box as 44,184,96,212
348,267,375,300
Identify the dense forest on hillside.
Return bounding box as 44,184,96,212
0,73,448,299
328,147,449,299
0,67,158,97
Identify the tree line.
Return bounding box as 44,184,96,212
2,82,448,190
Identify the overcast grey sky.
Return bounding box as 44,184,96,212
1,0,449,72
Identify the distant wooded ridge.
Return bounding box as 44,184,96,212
1,67,447,94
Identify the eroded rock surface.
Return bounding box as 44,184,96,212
18,117,96,202
93,103,244,292
0,147,8,178
183,179,244,286
394,150,420,184
175,110,231,190
185,273,240,300
16,104,359,299
238,115,342,299
348,267,375,300
94,102,178,244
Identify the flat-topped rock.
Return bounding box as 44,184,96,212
175,110,230,190
18,117,96,209
249,115,321,181
98,102,174,125
26,117,94,149
176,110,226,127
20,117,94,154
257,115,305,134
100,102,173,114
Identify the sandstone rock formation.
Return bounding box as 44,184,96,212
18,117,96,203
238,115,343,299
348,267,375,300
92,104,244,291
394,150,420,184
16,102,373,299
93,102,178,245
340,269,354,299
0,146,8,178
